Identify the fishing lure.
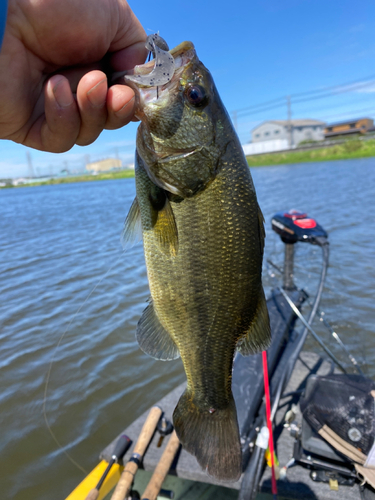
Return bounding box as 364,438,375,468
125,33,175,87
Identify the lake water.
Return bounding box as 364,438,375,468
0,158,374,500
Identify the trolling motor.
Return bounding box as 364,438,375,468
270,209,332,378
271,210,328,291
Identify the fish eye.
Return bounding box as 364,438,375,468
185,84,208,108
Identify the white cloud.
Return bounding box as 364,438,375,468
355,83,375,94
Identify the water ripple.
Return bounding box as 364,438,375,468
0,163,374,499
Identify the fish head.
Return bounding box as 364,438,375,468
126,42,229,197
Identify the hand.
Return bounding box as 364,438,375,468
0,0,147,152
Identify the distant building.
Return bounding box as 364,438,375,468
12,178,28,186
242,139,288,156
324,118,374,138
86,158,122,173
252,119,326,146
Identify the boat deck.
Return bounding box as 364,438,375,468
101,351,363,500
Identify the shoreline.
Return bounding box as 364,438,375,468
246,138,375,167
1,169,135,188
2,139,375,188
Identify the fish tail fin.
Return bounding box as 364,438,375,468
173,389,242,481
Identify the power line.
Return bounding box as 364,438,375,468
290,73,375,98
320,106,375,122
232,74,375,119
286,94,375,117
291,79,375,105
232,96,285,114
236,101,286,118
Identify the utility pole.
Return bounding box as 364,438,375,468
84,154,90,173
286,96,293,148
26,150,35,178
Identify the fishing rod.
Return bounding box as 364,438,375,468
262,351,278,500
111,406,163,500
267,256,363,375
319,313,365,376
141,431,180,500
240,211,331,500
85,435,132,500
278,287,347,373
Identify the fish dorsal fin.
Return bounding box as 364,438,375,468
121,197,142,250
137,301,180,360
236,288,271,355
151,190,179,257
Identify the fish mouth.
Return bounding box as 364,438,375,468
120,41,197,117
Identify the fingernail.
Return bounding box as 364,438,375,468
115,96,135,118
87,78,107,108
53,78,74,108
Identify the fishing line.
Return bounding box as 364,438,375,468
279,287,347,373
316,245,368,372
266,248,349,373
43,250,125,474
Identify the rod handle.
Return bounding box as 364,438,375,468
84,488,99,500
133,406,163,456
111,406,162,500
113,435,132,461
141,431,180,500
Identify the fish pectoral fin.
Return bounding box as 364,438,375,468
236,288,271,356
137,301,180,360
152,195,179,257
121,197,142,250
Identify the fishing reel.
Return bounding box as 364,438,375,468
271,210,328,246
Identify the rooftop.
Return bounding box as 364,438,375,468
252,119,326,130
325,117,373,127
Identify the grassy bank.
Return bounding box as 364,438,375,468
247,138,375,167
3,169,135,188
4,139,375,189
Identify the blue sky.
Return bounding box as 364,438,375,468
2,0,375,178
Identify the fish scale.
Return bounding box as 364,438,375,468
123,40,271,481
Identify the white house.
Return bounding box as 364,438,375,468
252,119,326,146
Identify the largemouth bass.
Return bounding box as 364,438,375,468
123,40,271,481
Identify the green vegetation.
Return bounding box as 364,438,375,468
2,169,135,188
3,138,375,189
247,138,375,167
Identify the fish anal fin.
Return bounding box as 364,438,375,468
236,288,271,356
121,197,142,250
137,301,180,361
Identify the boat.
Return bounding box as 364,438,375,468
65,209,374,500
